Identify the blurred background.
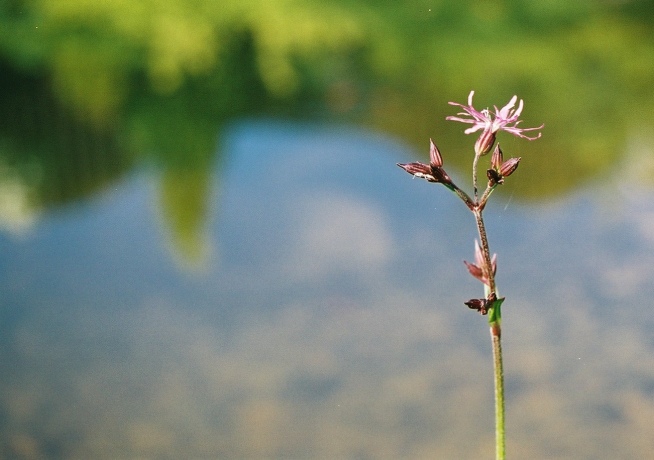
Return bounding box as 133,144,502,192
1,0,654,458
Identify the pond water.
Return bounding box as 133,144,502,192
1,119,654,458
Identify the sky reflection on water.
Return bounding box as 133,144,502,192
1,120,654,458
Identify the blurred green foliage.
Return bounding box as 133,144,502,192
2,1,654,174
1,0,654,259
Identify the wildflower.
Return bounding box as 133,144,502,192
463,239,497,286
447,91,543,155
397,139,452,185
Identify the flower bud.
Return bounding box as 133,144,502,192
464,298,489,315
465,292,502,315
464,241,497,286
499,157,521,177
429,138,443,167
397,162,436,182
491,144,503,170
474,129,496,156
396,161,453,186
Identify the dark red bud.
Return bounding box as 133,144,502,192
491,144,503,170
474,129,496,156
397,162,433,178
500,157,521,177
465,298,490,315
429,139,443,167
397,162,453,184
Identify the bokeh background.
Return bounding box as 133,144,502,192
2,1,654,458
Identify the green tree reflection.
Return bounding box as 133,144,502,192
1,0,654,259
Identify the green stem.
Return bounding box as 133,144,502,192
491,322,505,460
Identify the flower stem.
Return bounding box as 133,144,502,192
472,209,496,295
445,183,475,211
491,322,505,460
472,153,480,200
473,208,505,459
478,183,498,212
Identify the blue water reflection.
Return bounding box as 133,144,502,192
1,120,653,458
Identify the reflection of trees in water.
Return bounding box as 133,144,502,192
2,2,653,198
1,1,654,252
0,62,225,263
0,63,128,208
157,168,215,269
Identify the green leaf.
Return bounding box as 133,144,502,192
488,296,505,324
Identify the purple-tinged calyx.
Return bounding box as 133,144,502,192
397,139,452,185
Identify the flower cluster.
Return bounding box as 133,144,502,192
397,91,542,315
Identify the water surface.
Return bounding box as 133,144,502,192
1,120,654,459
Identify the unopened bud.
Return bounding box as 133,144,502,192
464,298,489,315
491,144,503,170
397,162,432,178
397,161,453,186
474,129,496,156
429,139,443,167
499,157,521,177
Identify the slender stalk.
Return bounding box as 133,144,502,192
445,183,475,211
473,206,505,460
401,91,541,460
472,209,496,294
472,152,480,199
491,322,505,460
478,183,498,212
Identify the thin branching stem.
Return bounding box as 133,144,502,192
473,163,505,460
446,183,475,211
402,91,541,460
478,183,498,211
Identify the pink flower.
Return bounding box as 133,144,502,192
447,91,543,154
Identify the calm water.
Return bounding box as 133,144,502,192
1,119,654,458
